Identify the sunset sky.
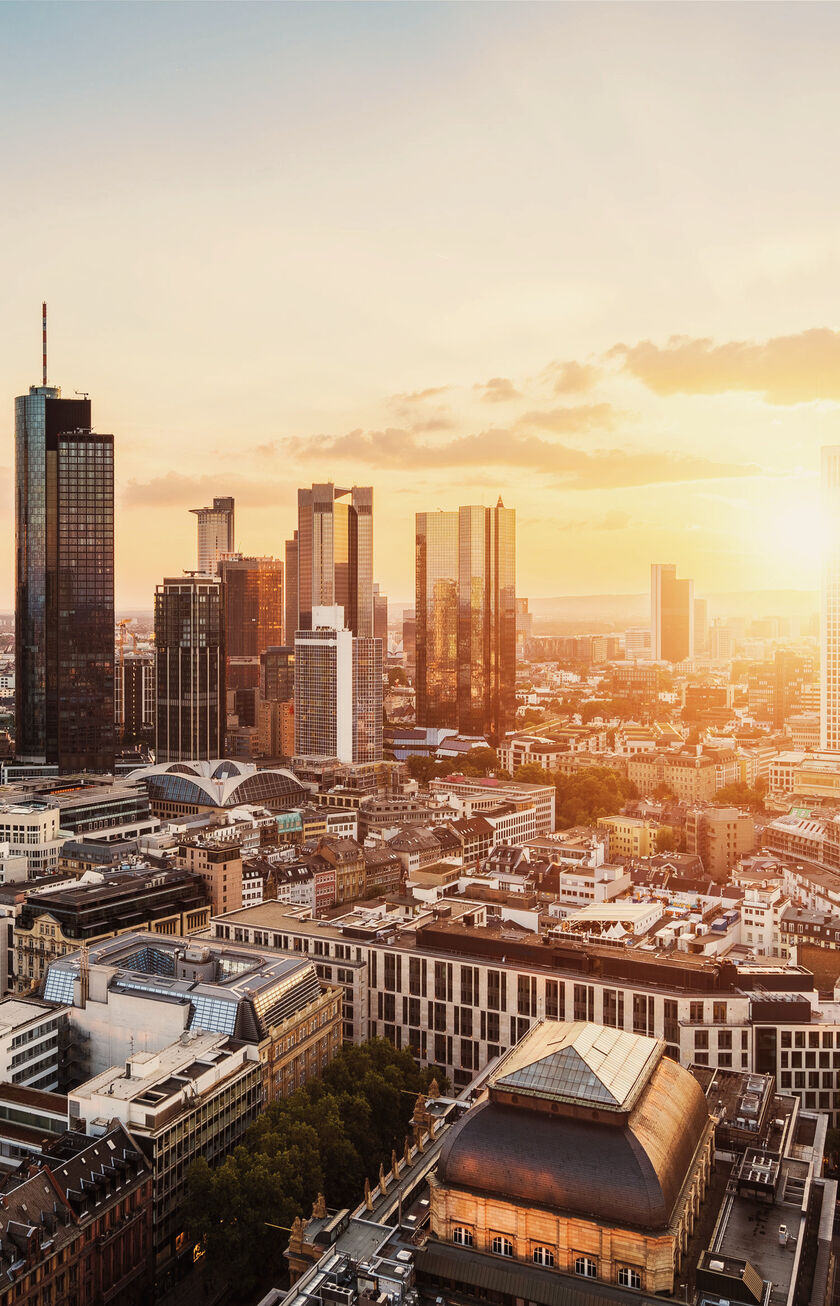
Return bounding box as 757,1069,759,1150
3,2,840,608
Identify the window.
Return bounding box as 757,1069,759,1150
452,1227,473,1246
689,1001,704,1024
575,1256,597,1278
491,1236,513,1258
618,1267,641,1290
533,1246,554,1267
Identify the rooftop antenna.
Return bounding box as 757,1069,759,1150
42,302,47,387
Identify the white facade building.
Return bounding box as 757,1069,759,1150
0,803,64,875
0,998,68,1091
295,606,383,764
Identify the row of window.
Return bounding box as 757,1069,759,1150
451,1229,640,1286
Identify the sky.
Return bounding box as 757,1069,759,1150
3,1,840,608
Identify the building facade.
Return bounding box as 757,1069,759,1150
294,607,383,763
190,495,234,575
416,501,516,744
650,563,693,664
218,554,283,676
154,575,226,762
822,445,840,750
292,484,373,636
15,385,115,771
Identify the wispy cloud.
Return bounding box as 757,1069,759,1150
122,472,294,509
516,403,617,434
474,376,522,403
289,426,761,489
545,359,601,395
610,329,840,404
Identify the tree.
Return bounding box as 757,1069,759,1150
715,781,766,811
553,766,637,829
183,1041,446,1301
514,763,554,785
387,667,408,687
655,827,679,853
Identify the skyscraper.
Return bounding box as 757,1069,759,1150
693,597,709,658
217,554,283,689
373,583,388,646
292,484,373,636
15,351,115,772
651,564,694,663
294,606,382,763
284,530,298,646
154,575,226,762
821,446,840,751
191,497,234,576
260,646,295,702
415,499,516,743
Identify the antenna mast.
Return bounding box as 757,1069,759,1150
42,302,47,387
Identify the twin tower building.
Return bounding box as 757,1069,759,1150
15,370,516,773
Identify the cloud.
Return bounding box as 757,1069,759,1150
291,426,761,489
516,403,617,434
610,329,840,404
390,385,450,404
546,360,601,394
474,377,522,403
122,472,294,509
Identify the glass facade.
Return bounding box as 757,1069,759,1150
15,386,115,770
217,555,283,658
190,496,234,575
416,500,516,743
353,637,384,763
260,646,295,701
154,577,226,762
294,484,373,636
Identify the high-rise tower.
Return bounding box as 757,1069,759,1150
292,484,373,637
154,575,226,762
15,308,115,771
191,497,234,575
821,446,840,751
651,564,694,663
293,606,382,763
415,499,516,744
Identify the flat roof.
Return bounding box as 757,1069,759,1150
0,998,64,1034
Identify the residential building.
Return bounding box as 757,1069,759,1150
15,377,115,771
294,606,383,763
190,495,234,576
740,884,790,958
415,501,516,744
596,815,661,860
154,575,226,762
0,1122,153,1306
651,563,693,663
685,807,756,881
292,483,373,636
177,840,243,915
15,867,210,990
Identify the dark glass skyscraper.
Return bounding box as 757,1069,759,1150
15,384,115,771
416,499,516,744
291,484,373,636
154,576,226,762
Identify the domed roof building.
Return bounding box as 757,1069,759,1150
428,1021,714,1297
127,759,309,816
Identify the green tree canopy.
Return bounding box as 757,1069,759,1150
553,766,637,829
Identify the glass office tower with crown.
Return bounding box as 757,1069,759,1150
15,384,115,771
416,499,516,744
291,484,373,637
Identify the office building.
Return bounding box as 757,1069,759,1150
292,483,373,636
0,997,68,1091
154,575,226,762
115,652,154,743
373,583,388,644
190,495,234,576
284,530,298,644
260,645,295,701
218,554,283,690
685,807,756,881
15,370,115,772
693,596,709,656
822,446,840,750
416,501,516,743
294,606,383,763
650,563,693,663
402,608,416,667
69,1032,261,1276
0,802,64,875
15,866,210,990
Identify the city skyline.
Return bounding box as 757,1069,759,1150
3,4,840,608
